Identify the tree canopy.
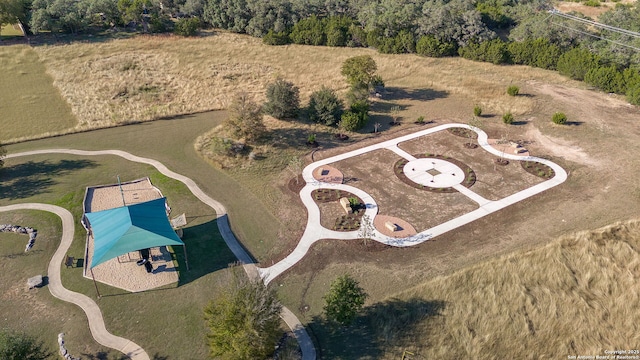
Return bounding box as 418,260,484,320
204,273,282,360
0,329,51,360
323,274,368,325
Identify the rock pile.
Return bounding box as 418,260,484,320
0,224,38,251
58,333,80,360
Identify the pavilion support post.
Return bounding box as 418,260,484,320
90,268,101,299
183,245,190,271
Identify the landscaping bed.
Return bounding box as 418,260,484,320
520,160,555,179
312,189,364,231
393,153,477,193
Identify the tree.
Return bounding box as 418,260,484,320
263,78,300,119
202,0,250,33
307,86,344,126
289,14,325,45
358,214,375,246
418,0,495,47
204,271,282,360
225,92,265,142
30,0,92,34
557,47,600,81
323,274,368,325
0,0,30,35
174,17,200,36
0,329,51,360
341,55,377,88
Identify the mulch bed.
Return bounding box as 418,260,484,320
311,189,364,231
447,127,478,139
287,175,306,194
521,160,555,179
494,158,510,166
393,153,476,193
334,133,350,141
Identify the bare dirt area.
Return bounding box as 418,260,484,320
329,149,478,232
398,130,547,201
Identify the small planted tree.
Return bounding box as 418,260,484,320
204,270,282,360
263,78,300,119
502,111,514,124
552,112,567,125
323,274,368,325
358,214,375,246
507,85,519,96
473,105,482,117
390,104,401,126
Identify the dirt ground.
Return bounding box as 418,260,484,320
273,78,640,313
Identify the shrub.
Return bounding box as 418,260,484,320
417,116,425,124
263,79,300,119
308,87,344,126
289,15,325,46
507,38,561,70
325,16,353,47
416,35,457,57
626,83,640,105
459,39,509,64
552,112,567,125
557,47,600,81
473,105,482,117
262,29,290,45
585,65,625,93
174,17,200,36
340,107,369,132
226,92,265,142
502,111,514,124
341,55,378,88
307,133,316,143
0,330,51,360
507,85,519,96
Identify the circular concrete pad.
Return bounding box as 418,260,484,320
402,158,464,188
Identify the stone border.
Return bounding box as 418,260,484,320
0,224,37,251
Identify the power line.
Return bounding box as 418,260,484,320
551,21,640,51
549,9,640,39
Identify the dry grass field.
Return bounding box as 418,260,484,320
16,31,554,141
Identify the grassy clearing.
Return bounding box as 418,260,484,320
0,153,238,358
0,45,76,142
0,24,23,37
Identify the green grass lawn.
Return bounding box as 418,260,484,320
0,152,238,358
5,112,281,263
0,45,77,143
0,210,123,359
0,24,23,37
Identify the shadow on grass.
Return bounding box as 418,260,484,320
383,87,448,102
173,219,238,286
308,297,445,359
81,352,169,360
0,159,98,200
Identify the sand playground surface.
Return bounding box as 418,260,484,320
83,178,180,292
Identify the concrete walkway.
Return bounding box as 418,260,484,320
0,203,150,360
5,150,316,360
258,123,568,284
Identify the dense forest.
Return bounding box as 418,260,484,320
1,0,639,103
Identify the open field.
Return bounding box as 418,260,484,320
0,45,76,142
3,31,640,358
0,152,238,358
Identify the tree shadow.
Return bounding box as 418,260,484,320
0,159,98,200
81,352,169,360
307,297,445,359
511,120,528,126
173,218,239,286
565,121,584,126
382,87,449,102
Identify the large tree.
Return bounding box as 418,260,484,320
204,273,282,360
341,54,377,88
0,329,51,360
307,86,344,126
323,274,368,325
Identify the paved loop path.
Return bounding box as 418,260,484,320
258,123,568,284
4,149,316,360
0,203,150,360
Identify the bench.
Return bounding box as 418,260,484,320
65,256,74,268
385,221,398,232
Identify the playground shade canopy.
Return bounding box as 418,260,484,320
86,197,184,268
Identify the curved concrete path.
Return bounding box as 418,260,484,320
0,203,149,360
5,150,316,360
258,123,568,284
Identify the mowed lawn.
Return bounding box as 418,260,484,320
0,45,76,142
0,153,237,359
